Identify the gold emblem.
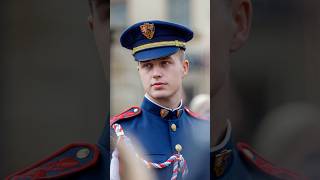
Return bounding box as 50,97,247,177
176,109,182,117
140,23,155,39
214,149,232,177
160,109,169,118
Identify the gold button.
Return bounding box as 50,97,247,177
76,148,90,159
175,144,182,152
171,124,177,131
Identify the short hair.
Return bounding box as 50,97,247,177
178,49,186,61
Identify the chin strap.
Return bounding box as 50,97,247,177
111,123,188,180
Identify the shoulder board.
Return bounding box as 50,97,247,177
6,143,99,180
237,142,305,180
110,106,141,125
184,107,208,121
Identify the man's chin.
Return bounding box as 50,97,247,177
148,91,170,100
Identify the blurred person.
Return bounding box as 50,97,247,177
254,103,320,179
110,20,210,180
111,136,155,180
212,0,304,179
5,0,119,179
190,93,210,118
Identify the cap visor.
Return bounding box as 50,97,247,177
134,47,180,61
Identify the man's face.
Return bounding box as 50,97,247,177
89,0,108,70
212,0,252,94
138,50,189,100
212,0,234,94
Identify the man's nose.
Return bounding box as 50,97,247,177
152,65,162,78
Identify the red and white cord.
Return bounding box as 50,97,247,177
112,123,188,180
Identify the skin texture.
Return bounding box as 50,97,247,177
138,50,189,109
212,0,252,146
88,0,108,74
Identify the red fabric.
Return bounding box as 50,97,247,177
6,143,100,180
184,107,208,121
237,142,306,180
23,157,80,178
31,169,47,178
46,157,79,170
110,106,141,125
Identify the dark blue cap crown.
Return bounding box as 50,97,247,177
120,20,193,61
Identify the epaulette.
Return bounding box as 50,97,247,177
237,142,305,180
184,106,208,121
6,143,99,180
110,106,141,125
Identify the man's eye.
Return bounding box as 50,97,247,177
142,64,152,68
162,61,170,65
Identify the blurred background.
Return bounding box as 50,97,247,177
0,0,107,178
110,0,210,115
230,0,320,178
2,0,320,179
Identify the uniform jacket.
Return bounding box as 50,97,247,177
110,96,210,180
7,98,304,180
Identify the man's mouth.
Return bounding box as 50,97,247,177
151,82,167,88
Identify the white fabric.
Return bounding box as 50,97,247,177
144,93,182,111
110,149,120,180
211,119,232,152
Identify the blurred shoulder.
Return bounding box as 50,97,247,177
236,142,306,180
6,143,103,180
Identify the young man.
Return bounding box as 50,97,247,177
110,20,210,180
211,0,304,179
6,0,109,179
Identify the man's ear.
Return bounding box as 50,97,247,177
182,59,189,77
230,0,252,52
88,15,94,31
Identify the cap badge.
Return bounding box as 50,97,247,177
140,23,155,39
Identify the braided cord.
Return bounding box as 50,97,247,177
112,123,188,179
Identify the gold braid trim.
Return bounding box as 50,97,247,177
132,40,186,54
